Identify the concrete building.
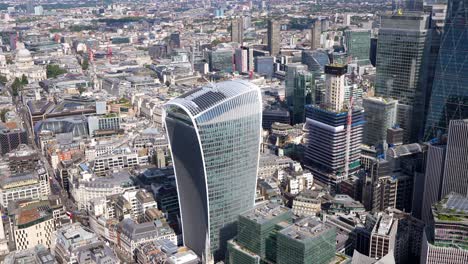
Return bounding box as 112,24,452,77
3,245,54,264
267,20,280,56
231,18,244,44
53,223,119,264
310,19,322,50
234,48,248,73
0,128,28,155
369,214,398,260
12,202,55,250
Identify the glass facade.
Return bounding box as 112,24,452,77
344,29,371,66
286,64,315,125
424,0,468,140
375,13,430,141
164,80,262,260
209,50,234,73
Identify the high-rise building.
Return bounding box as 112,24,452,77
285,64,315,125
344,29,371,65
424,0,468,140
375,12,430,142
267,20,280,56
440,119,468,198
405,0,424,11
421,192,468,264
324,64,347,112
234,48,248,73
305,65,364,190
231,18,244,44
254,56,274,78
310,19,321,50
363,97,398,146
164,80,262,260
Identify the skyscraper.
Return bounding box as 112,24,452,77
164,80,262,260
375,12,430,142
285,64,315,125
344,29,371,66
305,64,364,190
267,20,280,56
234,48,248,73
424,0,468,140
440,119,468,198
310,19,321,50
231,18,244,44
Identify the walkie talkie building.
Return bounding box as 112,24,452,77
163,80,262,260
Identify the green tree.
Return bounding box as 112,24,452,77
0,75,7,85
46,64,67,79
11,78,22,96
20,74,28,85
81,58,89,71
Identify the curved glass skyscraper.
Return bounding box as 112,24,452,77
163,80,262,260
424,0,468,140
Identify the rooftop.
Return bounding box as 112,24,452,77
242,202,290,224
280,217,333,241
433,192,468,223
165,79,259,117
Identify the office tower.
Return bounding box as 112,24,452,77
363,97,398,146
234,48,248,73
231,17,244,44
305,65,364,188
305,64,364,189
424,0,468,140
440,119,468,198
375,12,430,142
87,114,121,137
301,49,330,72
169,32,181,50
267,20,280,56
164,80,262,260
245,46,254,72
285,64,314,125
208,49,234,72
226,203,293,264
421,192,468,264
344,29,371,66
310,19,321,50
254,56,274,78
0,128,28,155
276,218,336,264
419,144,446,224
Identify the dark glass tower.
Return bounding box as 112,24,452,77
164,80,262,260
424,0,468,140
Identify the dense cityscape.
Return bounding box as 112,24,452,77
0,0,466,263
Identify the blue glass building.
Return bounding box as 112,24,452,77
424,0,468,140
164,80,262,260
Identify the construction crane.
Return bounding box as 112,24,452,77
344,58,355,179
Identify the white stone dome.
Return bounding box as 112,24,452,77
16,48,32,60
15,48,33,69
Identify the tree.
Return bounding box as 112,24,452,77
20,74,28,85
165,80,171,87
81,59,89,71
46,64,67,79
11,78,22,96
